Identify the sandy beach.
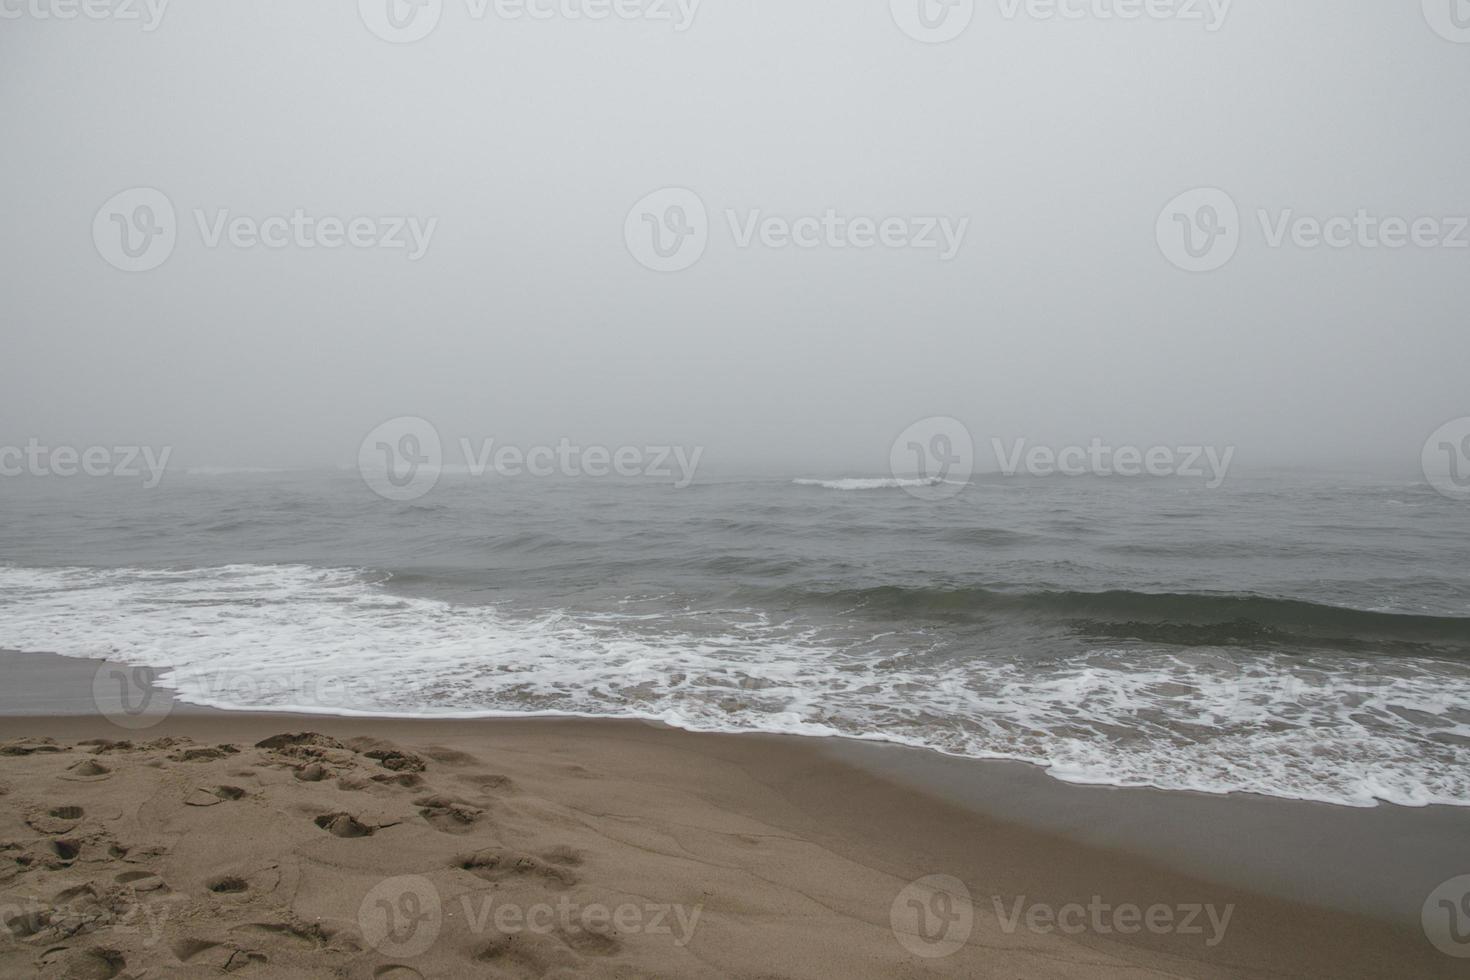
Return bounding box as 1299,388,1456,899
7,1,1468,974
0,653,1463,978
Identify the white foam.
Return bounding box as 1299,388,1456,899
1,563,1467,809
793,477,960,491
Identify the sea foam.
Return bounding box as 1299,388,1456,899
1,563,1467,809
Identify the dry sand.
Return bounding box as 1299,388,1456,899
0,656,1461,978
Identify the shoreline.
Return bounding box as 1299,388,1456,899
1,649,1466,975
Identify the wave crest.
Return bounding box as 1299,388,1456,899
1,563,1467,808
793,477,956,491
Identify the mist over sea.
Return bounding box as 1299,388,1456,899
1,469,1467,808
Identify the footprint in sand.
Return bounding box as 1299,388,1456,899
456,848,578,888
206,874,250,895
170,745,241,762
343,736,430,772
0,737,66,756
471,925,621,978
51,882,99,904
371,772,425,790
455,772,515,793
255,732,345,751
473,934,563,978
185,785,247,807
420,745,478,765
374,967,425,980
170,939,268,973
255,733,351,772
413,795,485,834
109,841,165,863
169,937,221,963
139,736,189,751
539,845,584,867
230,919,333,949
26,806,84,835
18,838,75,871
47,839,81,866
60,759,112,782
558,925,623,956
76,739,133,754
114,869,168,893
473,928,622,977
363,749,427,773
0,856,23,884
3,907,47,938
36,946,125,979
314,812,377,838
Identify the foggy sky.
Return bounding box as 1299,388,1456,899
2,1,1467,477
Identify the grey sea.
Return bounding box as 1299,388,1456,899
1,468,1466,808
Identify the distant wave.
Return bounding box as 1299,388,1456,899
793,477,961,491
787,585,1470,654
183,467,287,476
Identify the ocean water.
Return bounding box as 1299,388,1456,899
0,470,1467,808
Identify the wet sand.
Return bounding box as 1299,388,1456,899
0,650,1464,978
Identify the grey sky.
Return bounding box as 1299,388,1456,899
2,1,1467,476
